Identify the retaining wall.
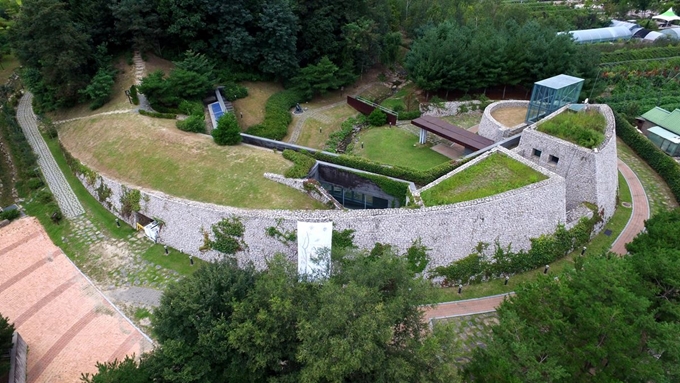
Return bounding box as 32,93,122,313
515,104,618,221
77,162,566,270
478,101,531,142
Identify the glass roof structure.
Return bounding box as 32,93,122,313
526,75,584,124
661,28,680,39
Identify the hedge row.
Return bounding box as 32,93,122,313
282,149,316,178
615,112,680,204
397,110,422,120
247,89,301,140
139,110,177,119
313,151,470,186
431,210,600,286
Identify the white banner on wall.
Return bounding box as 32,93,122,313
297,221,333,279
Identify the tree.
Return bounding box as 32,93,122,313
84,249,461,382
80,68,116,110
111,0,164,52
368,108,387,126
212,113,242,146
80,356,150,383
0,314,14,377
10,0,93,108
464,254,680,382
255,0,300,78
291,56,356,100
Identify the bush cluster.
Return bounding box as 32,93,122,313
176,115,205,133
129,85,139,105
0,209,20,221
397,110,421,120
367,108,387,126
178,100,203,116
139,110,177,119
220,82,248,101
615,113,680,204
431,212,600,285
282,149,316,178
247,90,301,140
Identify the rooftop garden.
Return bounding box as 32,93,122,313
537,109,606,149
421,152,548,206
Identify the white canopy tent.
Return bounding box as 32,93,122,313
653,8,680,24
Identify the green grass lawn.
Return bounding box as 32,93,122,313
421,152,547,206
380,83,418,112
537,110,606,149
141,243,207,276
297,104,358,149
352,127,450,171
59,113,326,210
429,169,633,303
617,138,678,215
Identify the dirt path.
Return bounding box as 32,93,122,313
423,294,512,321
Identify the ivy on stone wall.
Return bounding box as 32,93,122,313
265,218,297,246
95,177,112,207
209,216,247,255
431,208,602,286
119,186,141,217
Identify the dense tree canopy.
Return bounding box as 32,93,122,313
464,208,680,382
82,246,461,383
0,313,14,377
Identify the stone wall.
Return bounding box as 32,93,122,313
478,101,531,142
79,163,566,270
515,104,618,221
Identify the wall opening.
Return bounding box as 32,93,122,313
533,148,542,158
549,155,560,164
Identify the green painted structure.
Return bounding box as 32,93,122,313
640,107,680,156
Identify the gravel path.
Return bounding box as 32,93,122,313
287,82,381,144
17,92,85,218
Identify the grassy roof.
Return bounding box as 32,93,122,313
537,109,606,149
421,152,548,206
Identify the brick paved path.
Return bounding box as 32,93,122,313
423,294,512,321
17,92,85,218
0,218,153,383
611,159,650,255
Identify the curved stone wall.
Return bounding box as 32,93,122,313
479,101,531,142
75,149,566,270
515,104,618,222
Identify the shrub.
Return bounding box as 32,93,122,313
212,113,241,145
431,212,600,285
325,116,364,152
397,110,421,120
139,110,177,119
368,108,387,126
25,177,44,190
615,113,680,204
176,115,206,133
42,117,58,139
129,85,139,105
178,99,204,116
247,89,300,140
80,67,116,110
35,189,54,204
221,82,248,101
282,149,316,178
0,209,20,221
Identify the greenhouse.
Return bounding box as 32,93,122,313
567,26,632,43
525,75,584,124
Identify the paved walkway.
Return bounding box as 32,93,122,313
611,159,650,254
0,218,153,383
423,294,512,321
17,92,85,218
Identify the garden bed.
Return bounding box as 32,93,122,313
421,152,547,206
537,109,606,149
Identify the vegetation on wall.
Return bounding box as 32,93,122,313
208,216,247,255
282,149,316,179
119,187,141,217
537,110,606,148
431,209,600,285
